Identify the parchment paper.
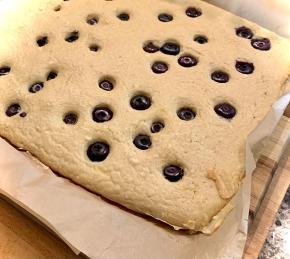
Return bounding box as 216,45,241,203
205,0,290,38
1,1,290,258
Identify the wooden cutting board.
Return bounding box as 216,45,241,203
243,104,290,259
0,104,289,259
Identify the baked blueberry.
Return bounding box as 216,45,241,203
185,7,202,17
236,26,253,39
47,71,58,80
160,42,180,56
251,38,271,51
133,135,152,150
194,35,208,44
130,95,151,110
117,13,130,21
87,17,98,25
99,79,114,91
214,103,236,119
0,66,11,76
158,13,173,22
235,61,254,74
211,71,229,83
54,5,61,11
87,142,110,162
20,112,27,118
29,82,44,93
89,44,99,52
6,104,21,117
177,108,196,121
65,31,79,42
163,165,184,182
178,55,198,67
151,121,164,133
37,36,48,47
143,42,159,53
151,61,168,74
63,113,78,124
92,107,113,122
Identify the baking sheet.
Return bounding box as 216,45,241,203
0,0,290,258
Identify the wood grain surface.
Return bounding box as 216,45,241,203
243,148,290,259
0,197,82,259
243,104,290,259
0,104,289,259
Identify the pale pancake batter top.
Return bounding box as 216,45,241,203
0,0,289,232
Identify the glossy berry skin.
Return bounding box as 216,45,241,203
130,95,151,110
251,38,271,51
63,113,78,125
160,42,180,56
211,71,229,83
87,142,110,162
235,61,254,74
185,7,202,18
133,135,152,150
92,107,113,123
158,13,173,22
235,26,253,39
163,165,184,182
151,62,168,74
177,108,196,121
178,55,198,67
6,104,21,117
214,103,236,119
151,122,164,133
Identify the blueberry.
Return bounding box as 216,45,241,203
151,121,164,133
63,113,78,124
160,42,180,56
133,135,152,150
130,95,151,110
37,36,48,47
151,61,168,74
6,104,21,117
236,26,253,39
87,17,98,25
29,82,44,93
211,71,229,83
99,79,114,91
235,61,254,74
214,103,236,119
158,13,173,22
163,165,184,182
185,7,202,18
117,13,130,21
20,112,27,118
89,44,99,52
65,31,79,42
194,35,208,44
0,66,11,76
178,55,198,67
143,42,159,53
251,38,271,51
47,71,58,80
92,107,113,122
87,142,110,162
177,108,196,121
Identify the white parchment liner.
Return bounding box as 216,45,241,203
0,0,290,257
